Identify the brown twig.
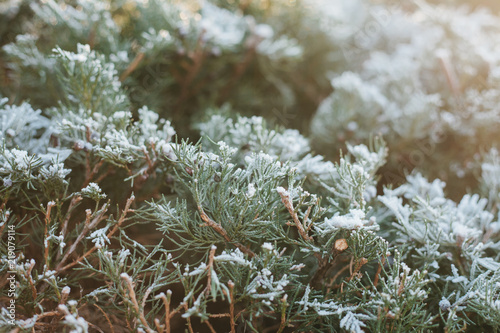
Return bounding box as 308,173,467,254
205,245,217,297
277,189,313,242
143,147,154,170
438,52,461,98
183,302,195,333
398,268,407,297
169,300,184,320
59,196,83,242
276,294,288,333
157,290,172,333
94,304,115,333
217,46,256,105
83,160,104,188
43,201,56,270
141,287,153,314
121,273,154,333
348,257,368,282
130,150,159,195
326,262,352,294
373,256,386,289
204,320,217,333
26,259,37,301
120,52,145,82
198,206,255,258
56,204,108,272
175,33,206,106
36,310,62,320
154,318,164,333
56,196,134,273
228,280,236,333
87,322,105,333
93,166,114,185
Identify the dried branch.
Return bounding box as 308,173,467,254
56,196,134,272
120,273,154,333
43,201,56,269
373,256,386,289
56,203,109,272
277,190,313,242
228,280,236,333
204,245,217,296
94,303,115,333
198,205,255,258
276,294,288,333
59,195,83,241
120,52,145,82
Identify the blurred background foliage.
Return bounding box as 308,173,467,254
2,0,500,199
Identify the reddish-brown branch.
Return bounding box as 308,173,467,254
228,281,236,333
204,320,217,333
183,302,195,333
175,33,206,106
121,274,154,333
198,206,255,258
276,295,288,333
277,191,313,242
120,52,145,82
164,291,172,333
59,196,83,241
56,206,105,272
37,310,62,320
43,201,56,270
205,245,217,296
56,196,134,273
348,257,368,282
93,166,114,185
141,287,153,313
326,262,352,295
94,303,115,333
154,318,164,333
217,47,256,104
438,53,461,98
398,268,407,297
83,160,104,188
373,256,386,289
26,259,37,301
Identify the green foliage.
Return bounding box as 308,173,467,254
1,1,500,332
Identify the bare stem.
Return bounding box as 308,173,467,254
198,206,255,257
121,273,154,333
205,245,217,297
57,196,134,273
278,191,313,242
94,303,115,333
43,201,56,270
56,204,109,271
228,280,236,333
348,257,368,282
120,52,145,82
276,294,288,333
204,320,217,333
373,256,386,289
26,259,37,301
59,196,83,242
183,302,195,333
